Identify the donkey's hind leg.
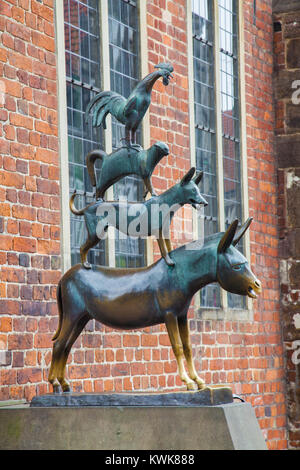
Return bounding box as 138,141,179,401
48,358,60,393
178,315,205,390
55,315,90,392
165,312,195,390
49,313,89,393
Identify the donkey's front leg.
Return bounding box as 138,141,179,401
165,312,196,390
178,315,206,390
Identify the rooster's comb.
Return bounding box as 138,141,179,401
154,63,174,73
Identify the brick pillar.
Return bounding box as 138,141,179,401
273,0,300,449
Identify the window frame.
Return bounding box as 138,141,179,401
55,0,151,271
187,0,252,319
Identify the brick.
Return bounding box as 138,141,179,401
2,79,21,98
13,237,36,253
10,113,33,130
1,267,25,284
0,235,13,251
31,0,54,23
8,334,33,350
6,20,31,42
12,205,36,221
11,142,34,160
32,30,55,52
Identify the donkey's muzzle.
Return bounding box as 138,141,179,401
247,279,262,299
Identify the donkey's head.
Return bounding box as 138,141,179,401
177,167,208,209
216,218,262,299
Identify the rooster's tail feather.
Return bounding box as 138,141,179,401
85,91,126,128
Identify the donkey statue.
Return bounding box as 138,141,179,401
48,218,261,393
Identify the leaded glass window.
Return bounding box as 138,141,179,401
192,0,244,309
64,0,106,266
219,0,245,309
192,0,220,308
108,0,146,268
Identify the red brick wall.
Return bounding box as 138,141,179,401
0,0,61,400
0,0,288,450
273,0,300,450
241,0,287,448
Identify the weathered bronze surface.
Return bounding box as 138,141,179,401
86,141,169,200
85,63,174,147
70,168,207,268
31,388,233,407
48,219,261,393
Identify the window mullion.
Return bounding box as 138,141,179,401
238,0,251,311
55,0,71,273
187,0,199,309
139,0,152,265
213,0,227,310
99,0,115,267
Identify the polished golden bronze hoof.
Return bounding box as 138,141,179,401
61,381,71,393
186,382,197,391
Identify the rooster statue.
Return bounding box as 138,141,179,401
85,63,174,149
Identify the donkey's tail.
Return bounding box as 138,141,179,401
52,280,63,341
86,149,107,188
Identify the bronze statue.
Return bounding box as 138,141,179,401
85,63,174,148
48,219,261,393
70,168,207,268
86,141,169,200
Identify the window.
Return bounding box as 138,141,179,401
64,0,106,266
192,0,220,309
191,0,246,310
108,0,146,268
63,0,145,268
219,0,245,309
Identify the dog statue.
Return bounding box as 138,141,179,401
86,141,169,200
70,168,208,268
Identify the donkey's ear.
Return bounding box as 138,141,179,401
194,171,203,186
180,167,196,186
233,217,253,246
217,219,239,253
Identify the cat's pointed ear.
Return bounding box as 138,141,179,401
180,167,196,186
194,171,203,186
218,219,239,253
233,218,253,246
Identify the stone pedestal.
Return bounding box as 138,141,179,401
0,389,267,450
29,387,233,407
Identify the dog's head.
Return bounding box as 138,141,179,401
178,168,208,209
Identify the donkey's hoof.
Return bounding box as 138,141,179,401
186,382,197,391
195,379,206,390
61,383,71,393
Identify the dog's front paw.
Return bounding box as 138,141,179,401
83,261,92,269
165,256,175,267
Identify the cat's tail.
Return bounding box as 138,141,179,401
86,149,107,188
69,191,87,216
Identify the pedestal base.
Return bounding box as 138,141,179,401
30,387,233,407
0,390,267,450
